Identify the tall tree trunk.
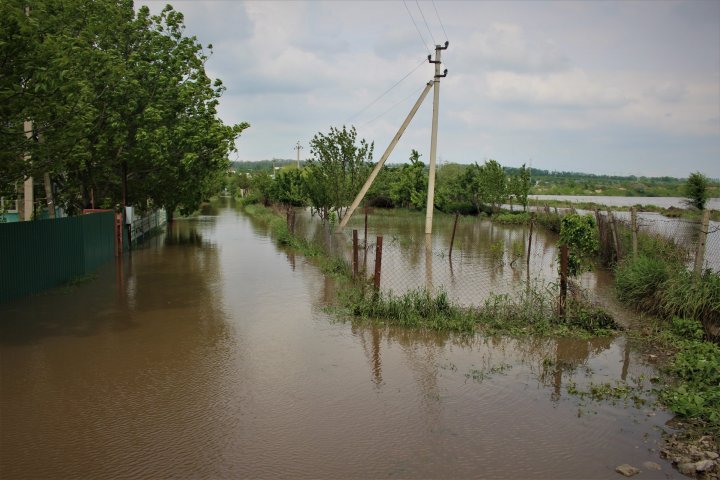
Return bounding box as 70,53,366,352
43,172,55,218
16,181,24,221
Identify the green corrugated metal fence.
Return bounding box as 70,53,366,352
0,212,115,303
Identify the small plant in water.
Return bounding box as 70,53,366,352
489,239,505,266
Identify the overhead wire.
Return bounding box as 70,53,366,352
345,57,427,124
431,0,449,43
359,83,429,128
402,0,432,54
415,0,437,47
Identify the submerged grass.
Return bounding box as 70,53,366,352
343,286,617,338
243,204,618,338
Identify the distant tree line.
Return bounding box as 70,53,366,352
231,125,533,221
1,0,247,219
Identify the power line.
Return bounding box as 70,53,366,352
345,57,426,124
402,0,431,54
359,83,428,128
431,0,449,42
415,0,437,46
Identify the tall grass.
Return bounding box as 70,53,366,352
662,271,720,339
346,286,618,337
615,255,671,315
614,229,719,341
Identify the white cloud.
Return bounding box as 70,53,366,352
134,0,720,177
484,69,630,109
456,23,570,74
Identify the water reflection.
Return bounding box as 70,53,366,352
0,201,684,479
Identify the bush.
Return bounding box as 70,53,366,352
494,212,530,224
615,255,670,314
662,270,720,339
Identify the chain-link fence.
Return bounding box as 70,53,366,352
288,206,717,324
593,209,718,273
291,208,568,309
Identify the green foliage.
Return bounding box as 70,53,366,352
306,125,373,223
0,0,247,214
661,335,720,424
462,160,507,213
489,240,505,265
616,230,719,340
661,270,720,336
615,256,670,314
508,163,532,211
389,150,427,209
684,172,709,210
435,163,477,214
558,214,599,277
272,169,305,206
493,212,531,224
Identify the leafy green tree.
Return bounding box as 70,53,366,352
462,160,507,213
480,159,507,212
0,1,247,218
436,163,474,213
390,150,427,209
305,125,373,222
684,172,709,210
510,163,532,211
273,169,305,207
559,214,599,277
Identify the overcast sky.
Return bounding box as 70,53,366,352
137,0,720,178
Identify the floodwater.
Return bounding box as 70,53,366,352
300,209,638,325
530,194,720,210
0,199,684,479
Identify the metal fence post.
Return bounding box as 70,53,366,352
374,235,383,290
694,210,710,275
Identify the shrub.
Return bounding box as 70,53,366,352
662,270,720,339
494,212,530,224
615,255,670,314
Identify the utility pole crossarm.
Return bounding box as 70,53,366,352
335,80,435,233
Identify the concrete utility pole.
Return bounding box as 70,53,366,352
336,80,434,233
425,41,448,234
295,141,303,169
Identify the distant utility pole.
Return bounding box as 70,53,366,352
425,41,448,234
295,141,303,169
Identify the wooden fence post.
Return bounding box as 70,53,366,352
608,210,621,263
694,210,711,275
448,212,459,260
559,244,568,318
527,214,534,270
352,229,359,280
374,236,383,290
364,205,369,270
630,207,638,259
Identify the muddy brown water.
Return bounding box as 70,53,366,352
1,199,684,479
